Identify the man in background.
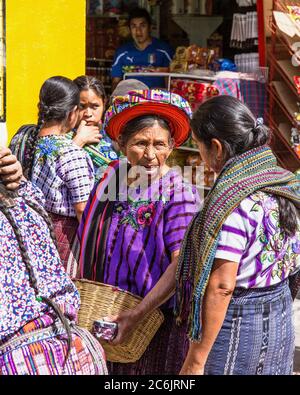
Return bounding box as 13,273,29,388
111,8,174,90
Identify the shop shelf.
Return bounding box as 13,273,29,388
268,117,300,166
268,51,299,97
268,81,298,126
268,20,300,64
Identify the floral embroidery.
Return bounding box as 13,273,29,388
117,198,155,231
250,192,300,282
35,136,67,165
137,203,156,226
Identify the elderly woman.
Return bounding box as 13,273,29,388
72,89,201,375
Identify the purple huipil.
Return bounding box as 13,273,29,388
102,168,201,304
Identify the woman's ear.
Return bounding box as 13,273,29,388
210,138,225,172
211,138,223,161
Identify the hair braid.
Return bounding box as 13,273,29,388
0,195,72,367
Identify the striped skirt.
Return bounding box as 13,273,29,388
49,213,78,271
205,279,295,375
0,315,108,375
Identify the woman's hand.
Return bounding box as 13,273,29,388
103,309,141,346
73,120,102,147
0,148,23,190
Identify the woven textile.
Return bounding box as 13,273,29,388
104,89,192,147
31,135,94,217
204,280,294,375
212,78,267,119
175,145,300,340
49,213,78,271
0,314,108,375
9,124,39,179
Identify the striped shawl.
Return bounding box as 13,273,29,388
175,145,300,340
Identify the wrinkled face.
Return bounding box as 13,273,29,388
122,121,173,178
129,17,151,47
78,89,105,126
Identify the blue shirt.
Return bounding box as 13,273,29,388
111,37,174,88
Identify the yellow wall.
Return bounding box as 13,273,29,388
6,0,86,141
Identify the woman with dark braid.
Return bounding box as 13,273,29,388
176,96,300,375
27,76,95,269
0,156,107,375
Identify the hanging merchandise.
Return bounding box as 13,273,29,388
236,0,256,6
230,11,258,49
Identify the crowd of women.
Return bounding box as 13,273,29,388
0,73,299,375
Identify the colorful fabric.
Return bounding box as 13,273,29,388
31,135,94,217
0,313,108,375
204,280,294,375
215,191,300,288
213,77,267,119
108,309,189,375
111,37,174,88
49,213,79,271
104,89,192,147
71,159,201,305
65,130,118,180
175,145,300,340
0,181,80,341
9,124,39,179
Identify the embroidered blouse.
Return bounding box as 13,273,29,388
0,181,80,341
102,168,201,306
215,191,300,288
31,135,94,217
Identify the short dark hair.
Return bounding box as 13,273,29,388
128,8,152,26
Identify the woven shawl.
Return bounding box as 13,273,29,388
69,160,129,281
175,145,300,340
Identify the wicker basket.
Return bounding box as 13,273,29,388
73,279,164,363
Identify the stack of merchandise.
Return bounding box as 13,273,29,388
171,79,219,111
170,45,220,73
